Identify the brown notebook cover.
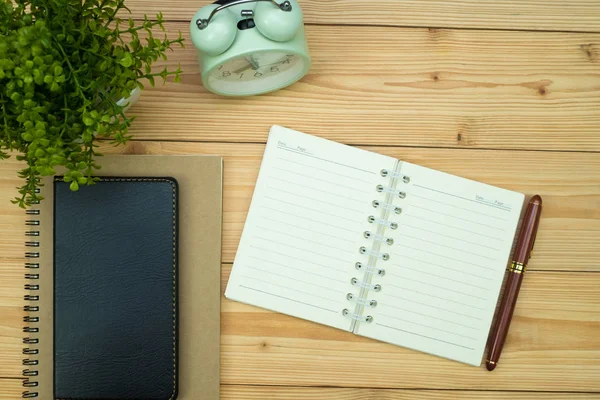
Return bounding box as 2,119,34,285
26,155,222,400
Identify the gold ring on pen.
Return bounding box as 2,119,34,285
508,261,526,274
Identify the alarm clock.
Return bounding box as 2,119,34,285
190,0,311,96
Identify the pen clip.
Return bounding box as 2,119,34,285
528,209,542,258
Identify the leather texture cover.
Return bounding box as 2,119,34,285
53,177,178,400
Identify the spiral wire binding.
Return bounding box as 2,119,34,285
343,166,410,327
22,189,40,398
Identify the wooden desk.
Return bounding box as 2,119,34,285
1,1,599,398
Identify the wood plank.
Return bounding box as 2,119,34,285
0,378,27,399
220,386,600,399
1,142,599,271
126,0,600,33
124,23,600,151
0,263,598,389
0,380,597,400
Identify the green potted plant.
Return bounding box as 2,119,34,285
0,0,184,207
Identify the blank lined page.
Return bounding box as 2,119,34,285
357,162,524,365
226,126,396,331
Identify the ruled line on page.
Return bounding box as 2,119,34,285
404,214,504,241
398,233,497,260
380,292,484,320
387,268,491,291
378,313,478,341
409,204,506,232
413,184,511,212
277,157,373,184
255,236,353,265
275,167,370,194
245,265,345,295
267,187,365,213
256,225,353,255
379,303,480,330
247,257,347,285
386,281,488,301
264,195,363,222
393,245,494,272
398,254,493,281
401,223,501,251
241,275,341,304
277,144,376,175
378,283,486,311
262,206,357,234
411,192,509,221
261,215,356,244
240,285,338,313
270,177,368,205
375,323,476,350
249,250,348,277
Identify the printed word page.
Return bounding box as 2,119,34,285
357,162,524,365
226,126,397,331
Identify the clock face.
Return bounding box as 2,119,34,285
206,50,306,95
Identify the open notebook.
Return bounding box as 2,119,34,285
225,126,525,366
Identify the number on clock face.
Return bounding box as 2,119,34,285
213,52,299,82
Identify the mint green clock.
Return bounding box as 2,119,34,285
190,0,311,96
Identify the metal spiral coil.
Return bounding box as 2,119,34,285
343,169,410,324
23,188,40,398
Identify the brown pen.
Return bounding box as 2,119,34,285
486,195,543,371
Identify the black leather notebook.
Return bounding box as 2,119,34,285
53,177,178,400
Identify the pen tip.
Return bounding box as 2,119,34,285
486,361,497,371
530,195,542,206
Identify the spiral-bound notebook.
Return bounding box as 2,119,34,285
21,155,222,399
226,126,525,366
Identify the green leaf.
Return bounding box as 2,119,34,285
69,181,79,191
42,167,55,176
83,116,95,126
118,53,133,67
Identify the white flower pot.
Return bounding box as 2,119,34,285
116,87,142,111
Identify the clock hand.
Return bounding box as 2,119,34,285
260,57,293,68
233,63,254,74
246,56,259,70
232,57,260,74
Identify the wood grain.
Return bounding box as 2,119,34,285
1,380,598,400
1,142,599,270
1,262,598,389
125,0,600,33
123,23,600,151
221,386,600,399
